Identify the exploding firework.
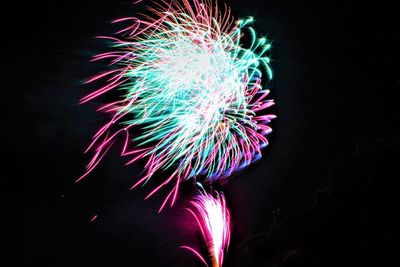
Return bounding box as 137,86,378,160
182,187,230,267
80,0,275,210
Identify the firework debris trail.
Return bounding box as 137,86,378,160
80,0,274,266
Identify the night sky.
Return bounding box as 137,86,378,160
8,0,398,266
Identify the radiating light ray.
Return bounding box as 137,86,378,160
80,0,275,210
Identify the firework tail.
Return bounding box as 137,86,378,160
182,185,230,267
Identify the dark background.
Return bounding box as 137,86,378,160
7,0,398,266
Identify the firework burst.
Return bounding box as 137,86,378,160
80,0,275,210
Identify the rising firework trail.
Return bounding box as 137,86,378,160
181,186,230,267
